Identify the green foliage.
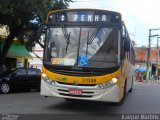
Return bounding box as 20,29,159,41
0,0,73,72
0,0,73,41
0,0,72,24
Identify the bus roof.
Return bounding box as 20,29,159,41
47,8,121,16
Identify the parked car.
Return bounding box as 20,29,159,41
0,67,41,94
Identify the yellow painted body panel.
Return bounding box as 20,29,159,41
42,66,121,84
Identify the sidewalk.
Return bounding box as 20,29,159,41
136,80,160,84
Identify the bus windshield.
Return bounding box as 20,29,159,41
44,25,120,68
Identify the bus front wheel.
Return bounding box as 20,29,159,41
114,80,127,106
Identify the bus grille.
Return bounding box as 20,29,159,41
57,81,96,86
58,89,94,98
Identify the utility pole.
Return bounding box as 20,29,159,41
146,29,151,81
146,28,160,80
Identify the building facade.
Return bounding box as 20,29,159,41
135,46,160,79
28,44,43,70
0,26,32,70
135,47,160,67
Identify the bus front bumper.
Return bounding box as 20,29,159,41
40,80,120,102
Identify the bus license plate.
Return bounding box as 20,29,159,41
69,89,82,95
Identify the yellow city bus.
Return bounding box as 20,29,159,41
41,9,135,104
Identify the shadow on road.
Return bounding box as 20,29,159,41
44,99,124,114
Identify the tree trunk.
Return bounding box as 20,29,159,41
0,41,3,73
0,22,21,73
0,29,15,73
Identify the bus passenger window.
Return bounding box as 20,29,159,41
125,52,130,60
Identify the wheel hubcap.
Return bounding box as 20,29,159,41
1,83,9,93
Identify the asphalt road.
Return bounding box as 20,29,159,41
0,82,160,119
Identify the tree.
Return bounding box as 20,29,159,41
0,0,72,73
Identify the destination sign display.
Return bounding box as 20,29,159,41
48,10,121,23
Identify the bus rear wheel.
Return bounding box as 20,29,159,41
129,77,134,93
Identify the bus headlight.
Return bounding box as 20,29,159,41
42,73,47,78
98,78,118,89
42,73,55,85
112,78,118,84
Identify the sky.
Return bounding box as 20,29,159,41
69,0,160,47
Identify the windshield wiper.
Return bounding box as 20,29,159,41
86,23,102,56
86,31,89,56
61,24,71,55
62,24,68,40
87,23,102,45
66,32,71,54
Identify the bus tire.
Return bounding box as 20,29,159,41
114,80,127,106
129,77,133,93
